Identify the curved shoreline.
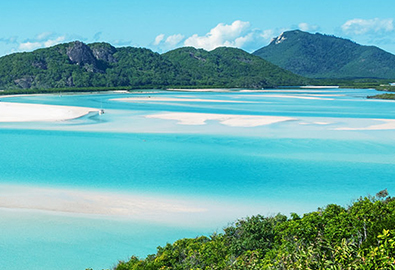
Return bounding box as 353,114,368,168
0,101,99,122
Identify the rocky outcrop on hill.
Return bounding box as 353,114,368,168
89,43,117,63
66,41,103,73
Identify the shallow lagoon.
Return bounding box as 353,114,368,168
0,88,394,269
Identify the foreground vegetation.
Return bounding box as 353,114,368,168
109,190,395,270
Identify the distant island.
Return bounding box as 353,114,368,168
102,190,395,270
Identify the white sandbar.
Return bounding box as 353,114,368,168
0,185,205,218
241,90,336,93
113,97,250,103
166,88,232,92
300,85,339,89
0,102,98,122
336,119,395,130
146,112,295,127
261,94,334,100
0,184,282,227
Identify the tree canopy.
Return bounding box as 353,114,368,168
113,190,395,270
0,41,307,91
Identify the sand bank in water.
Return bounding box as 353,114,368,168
336,119,395,130
0,102,98,122
254,94,335,100
0,185,258,227
0,185,206,220
166,88,232,92
146,112,295,127
113,97,252,103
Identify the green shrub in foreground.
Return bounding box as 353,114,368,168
114,191,395,270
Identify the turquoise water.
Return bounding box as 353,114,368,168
0,89,394,269
1,130,394,203
0,209,206,270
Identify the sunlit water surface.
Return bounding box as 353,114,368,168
0,88,394,269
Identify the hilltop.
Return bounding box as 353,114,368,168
163,46,306,88
253,30,395,79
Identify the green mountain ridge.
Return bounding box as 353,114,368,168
0,41,306,91
163,46,306,88
253,30,395,79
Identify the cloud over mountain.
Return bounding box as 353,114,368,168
184,20,252,51
298,23,319,32
18,33,66,52
342,18,394,35
151,20,277,52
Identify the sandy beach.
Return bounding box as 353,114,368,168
0,102,98,122
146,112,295,127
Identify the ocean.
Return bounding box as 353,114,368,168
0,88,394,269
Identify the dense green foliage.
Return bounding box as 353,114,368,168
367,93,395,100
163,47,307,88
114,191,395,270
253,30,395,79
375,85,395,92
311,78,394,89
0,41,307,91
366,84,395,99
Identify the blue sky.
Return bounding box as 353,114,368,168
1,0,395,56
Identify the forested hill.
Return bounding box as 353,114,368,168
253,30,395,79
0,41,306,91
162,47,306,88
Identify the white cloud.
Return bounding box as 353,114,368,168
112,39,135,47
298,23,319,32
43,36,66,47
36,32,53,41
232,32,254,48
342,18,394,35
153,34,165,46
151,33,185,52
165,34,184,47
18,34,68,52
19,41,42,51
150,21,283,53
184,20,251,51
260,29,275,40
